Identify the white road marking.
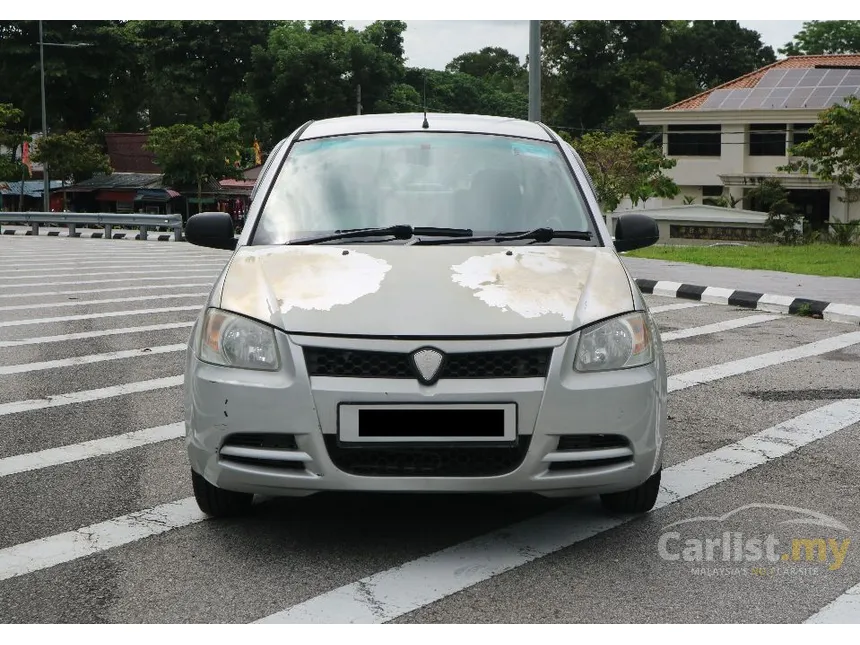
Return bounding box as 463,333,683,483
661,314,782,342
0,283,213,299
0,252,226,265
0,344,186,375
0,498,206,582
0,322,195,348
668,331,860,392
0,375,183,417
0,306,199,329
0,262,224,277
0,292,207,312
4,268,223,282
254,399,860,623
5,273,219,289
0,423,184,478
804,582,860,623
649,302,707,313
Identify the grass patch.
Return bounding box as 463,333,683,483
626,243,860,278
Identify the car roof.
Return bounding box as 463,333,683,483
297,112,554,142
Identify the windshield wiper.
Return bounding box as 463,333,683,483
414,227,593,246
287,225,473,245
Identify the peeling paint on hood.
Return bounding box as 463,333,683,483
218,245,635,337
451,248,589,321
221,246,391,322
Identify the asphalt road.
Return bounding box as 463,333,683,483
0,235,858,624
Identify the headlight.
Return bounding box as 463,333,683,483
198,308,280,371
574,311,654,372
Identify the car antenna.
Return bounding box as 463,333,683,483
422,72,430,129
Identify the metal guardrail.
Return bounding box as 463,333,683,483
0,212,184,241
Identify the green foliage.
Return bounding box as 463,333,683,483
246,21,406,140
127,20,278,129
745,178,804,245
561,130,678,212
144,120,243,204
31,130,111,183
828,220,860,246
683,195,696,205
780,97,860,226
445,47,526,93
0,103,29,180
779,21,860,55
0,20,780,159
540,20,773,131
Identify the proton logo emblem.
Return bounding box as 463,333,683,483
411,347,445,385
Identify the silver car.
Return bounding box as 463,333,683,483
182,112,667,518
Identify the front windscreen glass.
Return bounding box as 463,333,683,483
251,132,598,245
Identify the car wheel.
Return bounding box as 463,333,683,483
599,469,661,514
191,470,253,517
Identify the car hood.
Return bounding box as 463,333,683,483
217,244,635,337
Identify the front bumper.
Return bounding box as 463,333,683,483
184,328,667,498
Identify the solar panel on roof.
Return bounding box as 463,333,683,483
806,88,836,108
798,69,826,86
755,70,786,88
694,64,860,110
779,69,808,84
785,88,814,108
700,89,733,108
821,69,847,85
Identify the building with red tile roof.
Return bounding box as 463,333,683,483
631,55,860,228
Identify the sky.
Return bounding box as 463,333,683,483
344,21,807,71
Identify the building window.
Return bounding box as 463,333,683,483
701,186,724,197
749,124,786,156
791,123,815,150
667,125,721,157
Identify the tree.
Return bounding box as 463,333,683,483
779,96,860,243
400,68,527,119
780,21,860,55
539,20,774,131
0,21,139,132
31,130,112,209
561,130,679,212
0,103,29,182
246,21,406,140
781,96,860,222
445,47,525,92
668,21,776,91
125,20,279,129
745,178,803,245
145,120,243,210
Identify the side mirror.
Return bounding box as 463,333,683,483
185,212,237,250
613,213,659,252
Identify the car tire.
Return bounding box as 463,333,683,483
599,469,661,514
191,470,253,517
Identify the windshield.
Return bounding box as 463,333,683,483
251,132,598,245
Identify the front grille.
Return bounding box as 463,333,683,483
304,347,551,379
323,436,532,477
556,434,629,451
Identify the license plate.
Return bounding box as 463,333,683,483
337,403,517,443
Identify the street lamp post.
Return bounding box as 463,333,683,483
39,20,48,212
528,20,541,122
37,21,93,212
